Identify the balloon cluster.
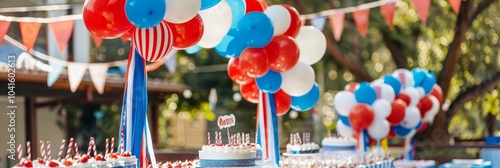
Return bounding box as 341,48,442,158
83,0,204,61
334,68,443,142
202,0,327,116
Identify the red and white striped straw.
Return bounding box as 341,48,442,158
110,137,115,154
40,141,45,161
105,139,109,154
17,144,22,161
66,138,74,159
46,141,51,160
87,138,93,156
74,142,79,156
92,138,97,156
207,132,210,144
27,141,31,160
218,132,221,144
57,139,65,161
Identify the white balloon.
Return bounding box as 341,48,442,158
372,99,391,119
367,119,390,140
333,91,357,116
280,61,316,96
373,83,395,102
392,69,415,88
163,0,201,23
401,106,422,129
371,78,384,85
295,26,327,65
264,5,291,36
416,87,425,99
198,0,232,48
336,120,353,138
424,95,440,123
402,87,420,107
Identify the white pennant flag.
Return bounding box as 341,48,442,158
67,63,88,92
88,63,109,94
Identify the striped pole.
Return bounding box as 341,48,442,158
87,138,93,156
66,138,74,159
17,144,22,161
105,139,109,154
57,139,65,161
110,137,115,154
40,141,45,161
46,141,51,160
74,142,79,156
26,141,31,160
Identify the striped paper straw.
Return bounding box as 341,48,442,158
74,142,79,156
105,139,109,154
57,139,65,161
66,138,74,159
27,141,31,160
110,137,115,154
40,141,45,161
46,141,51,160
92,138,97,156
87,137,93,156
17,144,22,161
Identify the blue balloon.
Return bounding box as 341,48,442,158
237,12,274,47
415,120,423,129
384,75,402,95
125,0,166,28
291,83,320,111
185,45,201,54
256,70,282,93
200,0,221,10
354,82,376,105
393,125,413,137
227,0,246,28
412,68,427,87
215,29,248,58
338,115,351,127
421,71,436,94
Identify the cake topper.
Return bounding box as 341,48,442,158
217,114,236,129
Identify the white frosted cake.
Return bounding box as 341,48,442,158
321,136,357,151
284,133,320,155
198,132,257,167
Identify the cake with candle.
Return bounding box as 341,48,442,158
284,133,320,155
198,132,257,167
321,134,357,152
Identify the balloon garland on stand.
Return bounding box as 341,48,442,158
194,0,327,165
334,68,443,160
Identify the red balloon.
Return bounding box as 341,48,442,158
344,82,358,92
417,121,429,133
417,95,434,117
395,93,411,106
275,90,291,116
348,104,375,131
240,80,259,104
264,35,299,72
239,48,270,78
387,129,396,138
281,5,302,38
133,20,173,62
83,0,133,39
228,58,254,85
387,99,407,125
167,14,204,49
245,0,268,13
368,137,376,146
430,84,443,103
120,27,136,41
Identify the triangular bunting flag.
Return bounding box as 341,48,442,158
380,2,396,29
164,49,177,74
88,63,109,94
353,8,370,37
91,34,103,48
329,12,345,41
411,0,431,24
67,62,88,92
48,20,74,54
0,20,11,45
311,16,327,31
20,22,42,52
449,0,461,15
47,57,66,87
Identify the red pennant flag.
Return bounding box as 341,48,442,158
449,0,461,15
329,12,345,41
353,8,370,37
49,20,74,54
91,34,103,48
411,0,431,24
380,2,396,29
20,22,42,52
0,20,11,45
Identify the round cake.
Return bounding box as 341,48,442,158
321,136,356,151
198,144,256,167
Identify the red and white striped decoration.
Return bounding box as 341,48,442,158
66,138,74,159
57,139,65,161
132,20,173,62
26,141,31,160
105,139,109,154
110,137,115,154
46,141,51,160
40,141,45,161
17,144,22,161
92,138,97,156
87,138,93,156
74,142,79,156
